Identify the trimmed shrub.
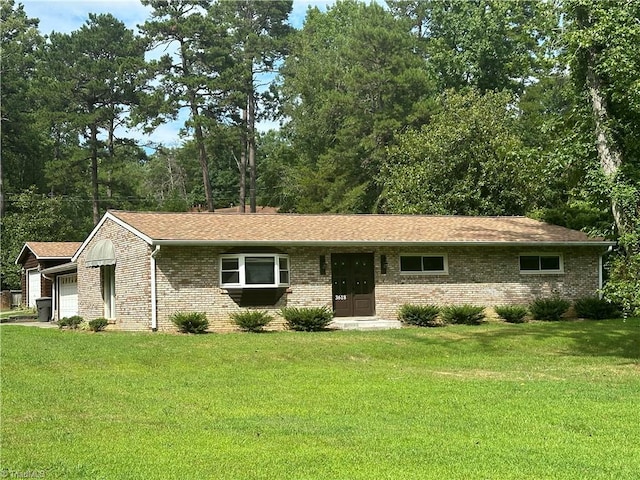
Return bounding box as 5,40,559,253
440,305,486,325
230,310,273,332
398,304,442,327
59,315,83,329
88,318,109,332
574,297,620,320
170,311,209,334
529,297,571,321
281,306,333,332
494,305,529,324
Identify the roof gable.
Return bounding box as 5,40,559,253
15,242,82,265
103,210,613,247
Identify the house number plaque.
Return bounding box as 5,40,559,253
335,294,347,301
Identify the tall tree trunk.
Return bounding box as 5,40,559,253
181,39,214,212
239,108,247,213
106,116,115,200
90,122,100,225
585,49,624,233
247,87,257,213
192,110,214,212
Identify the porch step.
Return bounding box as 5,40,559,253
330,317,402,331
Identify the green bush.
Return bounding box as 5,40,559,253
529,297,571,321
230,310,273,332
494,305,529,324
280,306,333,331
440,305,486,325
170,311,209,334
398,304,442,327
88,318,109,332
574,297,620,320
59,315,83,329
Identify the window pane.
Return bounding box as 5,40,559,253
540,256,560,270
520,256,540,270
279,257,288,270
221,258,239,270
422,256,444,271
245,257,275,284
279,257,289,285
400,256,422,272
221,271,239,284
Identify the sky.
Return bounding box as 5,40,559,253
19,0,332,149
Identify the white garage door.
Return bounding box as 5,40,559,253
58,274,78,319
27,269,41,308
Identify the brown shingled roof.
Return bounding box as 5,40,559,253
25,242,82,258
107,210,611,246
16,242,82,265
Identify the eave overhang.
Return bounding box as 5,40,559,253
149,239,616,248
40,262,77,275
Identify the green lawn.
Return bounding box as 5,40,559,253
0,308,35,320
1,319,639,479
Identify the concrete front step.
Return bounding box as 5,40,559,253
330,317,402,331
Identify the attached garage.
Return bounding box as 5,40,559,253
15,242,82,311
40,262,79,321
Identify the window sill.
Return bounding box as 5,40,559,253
399,272,449,276
519,271,564,275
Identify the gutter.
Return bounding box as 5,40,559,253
150,239,617,248
150,245,161,332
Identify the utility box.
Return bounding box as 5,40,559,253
36,297,52,322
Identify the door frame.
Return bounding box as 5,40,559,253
331,252,376,317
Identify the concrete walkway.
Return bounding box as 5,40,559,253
0,319,58,328
330,317,402,331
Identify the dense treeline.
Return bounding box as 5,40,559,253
1,0,638,313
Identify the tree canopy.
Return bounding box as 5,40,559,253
1,0,638,312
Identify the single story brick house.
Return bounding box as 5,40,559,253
15,242,82,309
71,210,614,332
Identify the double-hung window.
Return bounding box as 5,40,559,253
220,254,290,288
519,254,563,274
400,254,448,274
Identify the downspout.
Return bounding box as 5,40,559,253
598,254,603,298
151,245,161,331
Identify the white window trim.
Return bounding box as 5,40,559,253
220,254,290,288
519,253,564,275
399,254,449,275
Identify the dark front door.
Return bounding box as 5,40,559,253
331,253,375,317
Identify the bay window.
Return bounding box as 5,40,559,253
220,254,290,288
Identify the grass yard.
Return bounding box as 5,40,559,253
1,319,639,479
0,308,35,321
